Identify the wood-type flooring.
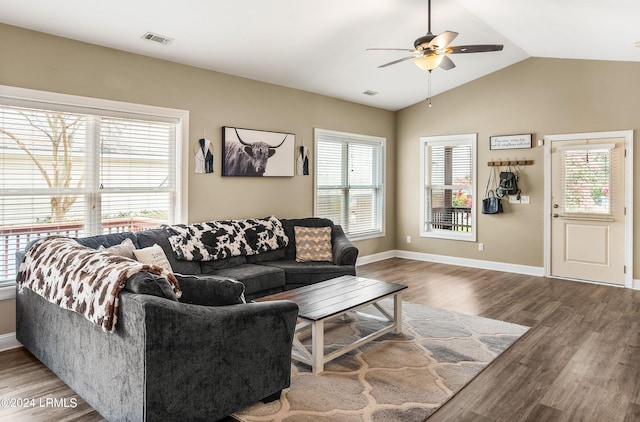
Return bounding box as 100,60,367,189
2,257,639,421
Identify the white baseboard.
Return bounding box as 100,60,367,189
395,250,545,276
356,250,396,266
0,332,20,352
357,249,545,277
358,249,640,289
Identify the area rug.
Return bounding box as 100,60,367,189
234,300,529,422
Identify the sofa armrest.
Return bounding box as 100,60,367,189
121,293,299,420
332,224,358,265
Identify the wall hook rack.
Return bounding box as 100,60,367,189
487,160,533,167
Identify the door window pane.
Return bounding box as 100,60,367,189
562,148,611,214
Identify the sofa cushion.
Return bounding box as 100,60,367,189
99,238,136,259
136,228,202,275
125,272,179,301
213,264,285,297
294,226,332,262
201,255,247,273
245,248,285,264
133,244,173,272
261,260,356,288
174,274,246,306
75,232,140,250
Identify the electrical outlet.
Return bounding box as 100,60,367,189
406,235,412,244
478,243,484,251
508,195,520,204
521,195,530,204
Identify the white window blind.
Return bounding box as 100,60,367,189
0,98,183,287
561,146,612,215
420,135,476,241
315,129,385,239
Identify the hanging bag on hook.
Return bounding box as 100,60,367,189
496,167,521,199
482,167,503,214
482,190,503,214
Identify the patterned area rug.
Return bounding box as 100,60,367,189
234,300,529,422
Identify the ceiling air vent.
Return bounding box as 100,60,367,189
142,32,174,46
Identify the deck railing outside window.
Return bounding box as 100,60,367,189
1,217,164,282
429,207,472,232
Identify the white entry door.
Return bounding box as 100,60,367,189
549,137,627,285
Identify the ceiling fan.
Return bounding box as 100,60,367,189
367,0,504,72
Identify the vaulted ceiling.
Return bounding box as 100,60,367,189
1,0,639,111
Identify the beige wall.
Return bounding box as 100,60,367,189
0,23,396,334
3,24,640,337
0,299,16,334
397,57,640,273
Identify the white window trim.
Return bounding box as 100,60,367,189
314,128,386,241
420,134,477,242
0,286,14,300
0,84,189,224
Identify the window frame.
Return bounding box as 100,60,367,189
420,134,477,242
0,85,189,294
314,128,386,240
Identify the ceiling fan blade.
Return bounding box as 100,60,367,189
378,55,418,68
446,44,504,54
367,48,415,52
439,55,456,70
428,31,458,50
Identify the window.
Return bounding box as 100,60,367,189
560,144,613,215
0,86,188,287
315,129,385,239
420,134,476,241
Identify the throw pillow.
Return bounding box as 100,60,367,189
294,226,333,262
174,274,246,306
98,238,136,259
133,244,173,272
124,272,179,301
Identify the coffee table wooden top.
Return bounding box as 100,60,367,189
256,275,407,321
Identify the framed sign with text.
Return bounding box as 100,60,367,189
489,134,532,150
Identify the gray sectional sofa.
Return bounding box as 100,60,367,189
15,217,357,421
131,216,358,300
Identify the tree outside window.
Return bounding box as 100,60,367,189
0,95,182,286
0,110,85,223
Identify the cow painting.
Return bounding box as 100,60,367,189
222,127,295,177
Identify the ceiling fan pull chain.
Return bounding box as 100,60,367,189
427,70,433,107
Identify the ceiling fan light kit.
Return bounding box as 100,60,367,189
367,0,504,106
368,0,503,72
414,55,444,71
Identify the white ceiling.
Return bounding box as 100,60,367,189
1,0,639,111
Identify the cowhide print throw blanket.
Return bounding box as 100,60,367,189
17,236,181,332
165,215,289,261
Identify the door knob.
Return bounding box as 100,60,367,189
553,204,559,209
553,213,559,218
